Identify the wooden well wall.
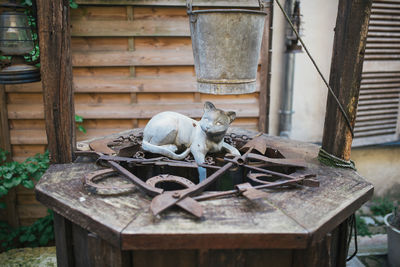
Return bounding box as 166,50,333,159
1,0,272,226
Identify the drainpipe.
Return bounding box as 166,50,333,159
279,0,302,138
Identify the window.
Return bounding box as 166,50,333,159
353,0,400,147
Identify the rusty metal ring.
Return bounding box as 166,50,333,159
83,168,136,196
247,172,275,185
146,174,195,190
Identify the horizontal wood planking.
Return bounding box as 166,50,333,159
10,120,258,146
6,76,261,93
75,0,265,6
5,1,270,227
72,37,192,51
72,19,189,37
8,102,259,120
72,49,193,66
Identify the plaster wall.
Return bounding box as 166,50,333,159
269,0,338,142
352,146,400,199
269,0,400,198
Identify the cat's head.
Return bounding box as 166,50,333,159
199,102,236,141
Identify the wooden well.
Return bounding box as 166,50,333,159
35,129,373,267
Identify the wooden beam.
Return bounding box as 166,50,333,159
36,0,75,163
0,85,11,157
321,0,373,160
258,3,273,133
0,85,20,228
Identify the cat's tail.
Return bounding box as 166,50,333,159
142,140,191,160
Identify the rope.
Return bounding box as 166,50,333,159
346,214,358,262
274,0,355,138
318,148,356,170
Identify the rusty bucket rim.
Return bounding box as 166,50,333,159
190,9,267,15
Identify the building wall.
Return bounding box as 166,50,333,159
352,146,400,198
269,0,338,141
269,0,400,198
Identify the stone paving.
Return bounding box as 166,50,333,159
0,247,56,267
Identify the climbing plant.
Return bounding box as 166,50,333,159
0,150,52,251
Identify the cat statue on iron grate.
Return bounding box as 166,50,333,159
142,101,241,182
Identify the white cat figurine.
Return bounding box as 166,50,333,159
142,102,241,181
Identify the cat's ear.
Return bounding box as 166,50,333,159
226,111,236,123
204,101,216,112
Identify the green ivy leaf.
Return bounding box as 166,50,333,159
75,115,83,123
19,234,27,243
27,234,36,242
78,125,87,133
0,202,6,209
3,180,14,189
3,172,13,180
13,177,22,187
26,164,39,173
70,2,79,9
22,180,35,189
39,235,49,246
22,0,33,6
0,186,8,197
32,172,44,181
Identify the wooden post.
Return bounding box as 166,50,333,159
0,85,20,228
36,0,75,164
321,0,372,160
258,2,273,133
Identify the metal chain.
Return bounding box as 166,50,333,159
274,0,355,138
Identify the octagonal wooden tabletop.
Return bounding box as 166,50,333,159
35,129,373,250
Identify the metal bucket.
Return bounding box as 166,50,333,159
187,0,267,94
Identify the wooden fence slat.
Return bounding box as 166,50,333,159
1,85,20,228
5,77,261,93
8,102,259,120
72,49,194,67
71,19,190,37
74,76,197,92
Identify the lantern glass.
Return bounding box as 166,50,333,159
0,11,34,55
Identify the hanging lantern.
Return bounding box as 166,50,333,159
0,0,40,84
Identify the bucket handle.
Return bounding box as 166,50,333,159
186,0,266,14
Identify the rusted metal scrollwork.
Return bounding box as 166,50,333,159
79,132,318,218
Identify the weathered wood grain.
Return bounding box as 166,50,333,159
321,0,373,160
72,50,194,67
258,3,272,133
5,76,261,94
37,0,75,163
0,85,20,227
35,163,151,248
75,0,266,6
71,19,190,37
88,233,132,267
54,213,75,267
36,130,373,255
72,223,91,266
8,102,259,120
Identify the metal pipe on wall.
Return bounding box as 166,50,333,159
279,0,301,138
